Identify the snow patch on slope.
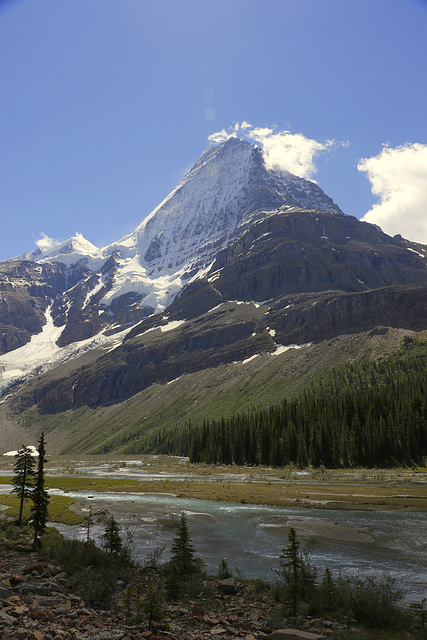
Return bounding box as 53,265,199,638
0,306,131,399
99,255,183,312
272,343,312,355
0,306,64,386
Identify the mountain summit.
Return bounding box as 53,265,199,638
104,137,342,278
13,138,344,314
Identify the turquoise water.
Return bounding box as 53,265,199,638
49,489,427,601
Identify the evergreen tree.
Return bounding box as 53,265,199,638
166,562,181,599
218,558,232,579
12,445,36,524
101,515,123,555
30,432,50,549
141,576,165,630
279,527,303,617
170,512,197,576
319,567,336,612
147,337,427,469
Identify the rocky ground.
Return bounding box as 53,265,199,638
0,547,347,640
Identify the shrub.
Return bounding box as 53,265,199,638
333,574,406,629
70,566,118,607
144,545,166,571
156,513,180,530
47,537,134,607
218,558,232,579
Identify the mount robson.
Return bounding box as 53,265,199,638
1,137,427,463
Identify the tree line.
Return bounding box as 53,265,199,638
142,338,427,468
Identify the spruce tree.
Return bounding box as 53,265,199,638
30,432,50,549
170,512,197,576
279,527,303,617
12,445,36,524
101,515,123,555
141,577,165,630
218,558,231,579
166,562,181,599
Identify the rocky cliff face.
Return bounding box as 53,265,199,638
205,209,427,301
17,280,427,415
0,261,89,355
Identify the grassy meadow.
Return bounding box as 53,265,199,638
1,455,426,525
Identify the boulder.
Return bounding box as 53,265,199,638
23,561,49,575
216,577,239,594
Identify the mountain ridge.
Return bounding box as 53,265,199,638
1,138,427,453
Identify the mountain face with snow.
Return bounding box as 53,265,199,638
1,138,344,355
12,138,344,314
107,138,342,277
1,137,427,431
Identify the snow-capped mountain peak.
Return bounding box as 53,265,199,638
11,232,100,268
102,137,342,278
38,233,100,264
3,137,427,414
3,139,345,345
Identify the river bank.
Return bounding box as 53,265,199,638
1,456,427,602
0,534,416,640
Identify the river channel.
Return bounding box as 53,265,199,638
52,491,426,602
1,460,426,601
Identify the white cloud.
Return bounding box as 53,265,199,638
208,122,346,180
358,143,427,243
35,232,61,251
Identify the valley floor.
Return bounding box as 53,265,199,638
2,455,427,517
1,457,426,639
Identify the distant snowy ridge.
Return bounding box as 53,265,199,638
11,232,100,268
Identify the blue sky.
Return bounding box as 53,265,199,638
1,0,427,261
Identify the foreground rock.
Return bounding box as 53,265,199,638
0,549,346,639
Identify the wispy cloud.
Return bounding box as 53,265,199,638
358,143,427,244
208,122,347,180
34,233,61,251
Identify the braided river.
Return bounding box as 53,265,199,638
1,461,426,601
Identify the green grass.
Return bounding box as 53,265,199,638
0,493,85,525
2,467,427,512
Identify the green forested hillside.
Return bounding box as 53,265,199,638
142,337,427,468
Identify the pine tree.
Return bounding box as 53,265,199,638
319,567,336,612
170,512,197,576
101,515,123,555
279,527,303,617
12,445,36,524
30,432,50,549
166,562,181,599
218,558,231,579
141,576,165,630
